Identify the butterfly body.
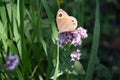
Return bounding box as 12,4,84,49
56,9,78,33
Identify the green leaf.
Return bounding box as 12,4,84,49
0,5,7,23
6,3,11,22
73,61,85,75
7,39,18,53
13,17,21,56
0,32,18,53
40,38,48,57
15,68,24,80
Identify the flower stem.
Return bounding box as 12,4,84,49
53,41,59,80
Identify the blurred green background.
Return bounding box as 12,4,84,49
41,0,120,79
0,0,120,80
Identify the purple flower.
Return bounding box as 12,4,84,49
70,49,81,61
58,27,88,48
71,31,82,46
77,27,88,39
6,55,19,70
58,32,72,48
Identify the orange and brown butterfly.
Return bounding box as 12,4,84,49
56,9,78,33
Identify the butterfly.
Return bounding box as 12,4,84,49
56,9,78,33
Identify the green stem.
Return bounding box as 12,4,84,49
53,41,59,80
85,0,100,80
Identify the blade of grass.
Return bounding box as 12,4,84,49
41,0,59,79
15,68,24,80
40,38,48,56
0,21,18,53
85,0,100,80
17,0,31,75
0,32,18,53
30,65,38,78
6,2,11,22
0,5,7,24
57,0,60,9
41,0,58,43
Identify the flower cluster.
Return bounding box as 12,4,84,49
59,32,72,48
70,49,81,61
6,55,19,70
59,27,88,47
58,27,88,61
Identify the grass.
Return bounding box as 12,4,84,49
85,0,100,80
0,0,102,80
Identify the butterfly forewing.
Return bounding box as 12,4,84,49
56,9,77,33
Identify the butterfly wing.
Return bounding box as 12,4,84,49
56,9,77,33
56,9,69,32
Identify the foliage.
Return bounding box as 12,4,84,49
0,0,119,80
